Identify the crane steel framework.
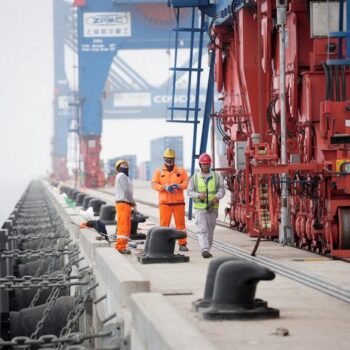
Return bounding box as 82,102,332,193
52,0,208,187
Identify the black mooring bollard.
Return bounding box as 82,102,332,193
129,211,148,240
199,261,279,320
75,193,87,206
138,226,189,264
193,257,268,312
193,257,241,310
72,191,81,201
89,199,107,216
68,188,80,201
82,196,94,210
99,205,117,225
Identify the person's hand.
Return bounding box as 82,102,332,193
198,192,206,201
165,185,175,193
171,184,180,191
211,197,219,204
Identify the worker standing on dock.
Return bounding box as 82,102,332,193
187,153,225,258
151,148,189,251
115,159,136,254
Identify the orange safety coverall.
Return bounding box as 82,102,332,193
151,164,189,245
115,202,131,251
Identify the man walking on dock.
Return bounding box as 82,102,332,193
115,159,136,254
151,148,189,251
187,153,225,258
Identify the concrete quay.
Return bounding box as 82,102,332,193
51,181,350,349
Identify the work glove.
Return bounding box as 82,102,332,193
164,185,175,193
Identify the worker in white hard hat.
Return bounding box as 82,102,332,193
114,159,136,254
187,153,225,258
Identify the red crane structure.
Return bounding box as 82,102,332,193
170,0,350,258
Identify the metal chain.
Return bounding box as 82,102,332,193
29,217,68,308
29,255,61,308
8,232,66,241
0,248,70,259
34,258,46,279
30,287,60,339
27,274,47,309
0,330,113,348
57,296,84,350
57,281,98,350
0,275,87,291
0,248,68,259
63,249,81,274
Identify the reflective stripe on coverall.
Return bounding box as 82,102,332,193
115,202,131,251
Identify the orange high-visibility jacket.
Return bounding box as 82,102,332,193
151,165,189,204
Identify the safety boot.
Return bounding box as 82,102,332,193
179,245,189,252
118,249,131,255
202,250,211,258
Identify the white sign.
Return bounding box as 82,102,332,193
114,92,151,107
153,94,206,104
83,12,131,38
311,2,347,37
58,96,71,110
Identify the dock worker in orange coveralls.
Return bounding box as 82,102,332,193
115,159,136,255
151,148,189,251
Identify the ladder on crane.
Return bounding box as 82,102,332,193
168,6,216,218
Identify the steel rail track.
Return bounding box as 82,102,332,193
207,238,350,303
95,189,350,304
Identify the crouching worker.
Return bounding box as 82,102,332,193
115,159,136,254
187,153,225,258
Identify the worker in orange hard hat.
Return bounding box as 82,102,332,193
151,148,189,251
187,153,225,258
114,159,136,254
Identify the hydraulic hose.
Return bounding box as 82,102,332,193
335,65,340,101
322,62,330,100
341,65,347,101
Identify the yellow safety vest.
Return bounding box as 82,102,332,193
193,172,219,209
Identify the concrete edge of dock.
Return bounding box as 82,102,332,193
47,182,219,350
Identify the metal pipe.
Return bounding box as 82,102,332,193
211,103,216,169
170,8,180,121
257,0,264,142
341,65,347,101
277,0,293,244
188,11,205,220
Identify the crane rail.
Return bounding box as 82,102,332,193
95,189,350,304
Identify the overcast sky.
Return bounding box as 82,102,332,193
0,0,210,221
0,0,202,185
0,0,53,182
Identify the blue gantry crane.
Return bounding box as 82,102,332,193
52,0,75,181
52,0,207,187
